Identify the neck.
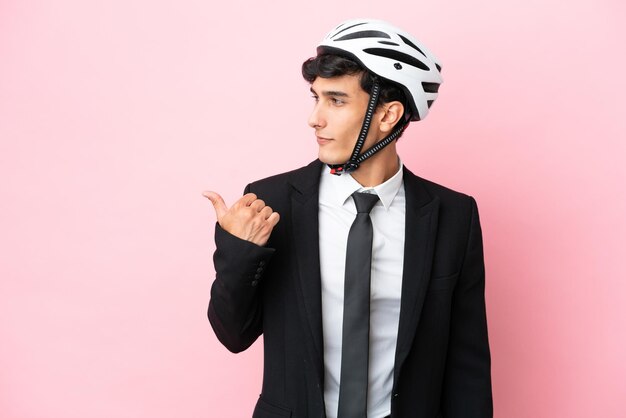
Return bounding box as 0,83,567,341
350,143,400,187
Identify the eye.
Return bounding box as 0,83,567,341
331,97,345,105
311,94,319,102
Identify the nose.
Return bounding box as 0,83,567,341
308,102,325,129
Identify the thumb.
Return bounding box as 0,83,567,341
202,191,228,221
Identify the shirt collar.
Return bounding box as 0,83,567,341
322,160,404,210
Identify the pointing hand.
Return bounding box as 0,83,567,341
203,191,280,246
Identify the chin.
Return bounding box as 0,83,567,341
318,150,348,165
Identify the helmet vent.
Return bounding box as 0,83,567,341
421,82,440,93
398,34,426,57
335,30,391,41
330,22,368,39
378,40,400,46
427,100,434,108
363,48,430,71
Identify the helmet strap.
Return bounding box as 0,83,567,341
328,78,407,176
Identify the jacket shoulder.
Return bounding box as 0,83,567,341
247,160,322,195
406,166,473,198
403,167,478,221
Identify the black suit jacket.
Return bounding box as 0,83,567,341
208,159,492,418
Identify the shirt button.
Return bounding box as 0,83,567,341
251,280,258,287
254,273,261,280
259,261,266,267
256,267,264,273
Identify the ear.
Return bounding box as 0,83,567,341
378,101,404,134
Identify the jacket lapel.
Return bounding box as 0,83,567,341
289,160,325,383
393,167,440,388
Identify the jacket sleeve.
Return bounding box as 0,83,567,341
441,197,493,417
207,185,276,353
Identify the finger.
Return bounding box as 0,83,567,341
259,206,273,220
235,193,258,208
267,211,280,228
202,191,228,220
249,199,266,212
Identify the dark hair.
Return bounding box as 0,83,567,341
301,54,411,122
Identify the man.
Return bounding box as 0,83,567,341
204,19,492,418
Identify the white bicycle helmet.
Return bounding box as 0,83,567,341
318,18,443,122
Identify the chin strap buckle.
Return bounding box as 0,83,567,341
329,166,343,175
329,160,359,176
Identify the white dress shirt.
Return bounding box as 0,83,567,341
318,162,406,418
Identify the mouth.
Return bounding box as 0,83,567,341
316,136,332,145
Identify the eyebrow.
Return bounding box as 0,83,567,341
310,87,349,97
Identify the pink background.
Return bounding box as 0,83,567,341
1,0,625,417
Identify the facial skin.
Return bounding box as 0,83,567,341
308,74,373,166
308,73,405,186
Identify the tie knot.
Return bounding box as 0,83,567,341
352,192,379,214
